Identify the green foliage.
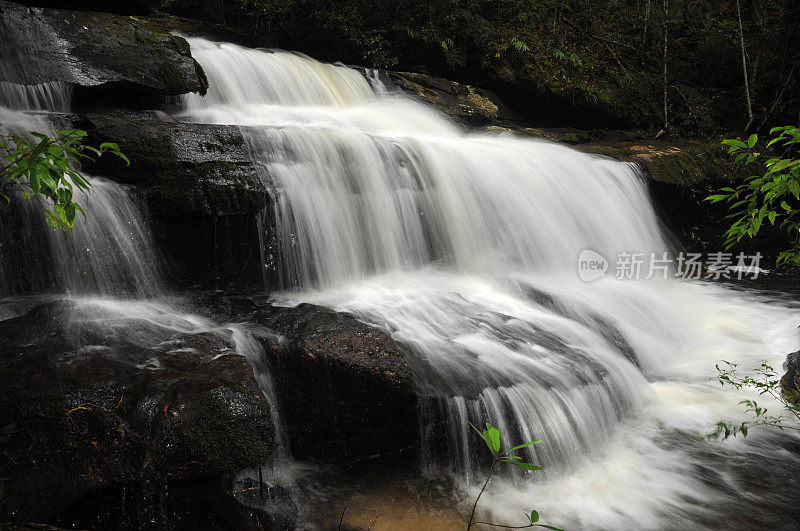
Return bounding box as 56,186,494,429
511,37,530,53
708,360,800,440
362,34,398,69
706,126,800,267
0,129,128,234
470,422,543,472
467,422,561,530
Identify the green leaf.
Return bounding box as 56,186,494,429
508,461,543,471
722,139,747,150
768,211,777,225
790,181,800,199
58,128,88,138
503,439,541,454
65,203,76,224
767,137,783,148
747,134,758,148
44,211,58,230
485,423,501,455
768,159,793,174
706,195,728,203
29,169,41,194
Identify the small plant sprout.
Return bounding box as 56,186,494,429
466,422,561,530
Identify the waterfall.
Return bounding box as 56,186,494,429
0,80,72,112
0,178,166,297
178,36,671,470
0,81,163,297
0,79,291,496
181,36,800,528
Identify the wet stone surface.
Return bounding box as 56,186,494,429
0,299,275,527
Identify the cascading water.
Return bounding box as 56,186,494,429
0,81,163,297
182,37,800,529
0,79,285,485
0,80,71,112
0,177,166,297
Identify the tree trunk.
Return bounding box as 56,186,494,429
736,0,754,132
553,0,564,31
655,0,669,138
642,0,651,44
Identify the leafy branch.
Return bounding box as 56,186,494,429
467,422,561,531
0,129,128,234
706,126,800,268
708,360,800,439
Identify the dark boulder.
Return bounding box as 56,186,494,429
84,110,264,218
260,303,420,463
0,300,275,527
782,351,800,406
190,291,420,464
82,110,267,286
0,1,207,99
481,57,628,129
13,1,158,15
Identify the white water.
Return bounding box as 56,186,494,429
0,80,72,112
180,37,800,529
0,82,164,297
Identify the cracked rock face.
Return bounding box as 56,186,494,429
0,0,207,96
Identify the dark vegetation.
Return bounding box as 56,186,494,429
151,0,800,133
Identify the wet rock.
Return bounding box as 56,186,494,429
82,110,267,286
233,477,299,530
781,351,800,406
83,110,264,217
389,71,520,127
17,1,158,15
0,1,207,99
255,303,419,463
0,300,275,526
482,59,627,129
192,292,420,464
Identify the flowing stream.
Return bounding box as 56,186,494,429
179,37,800,529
